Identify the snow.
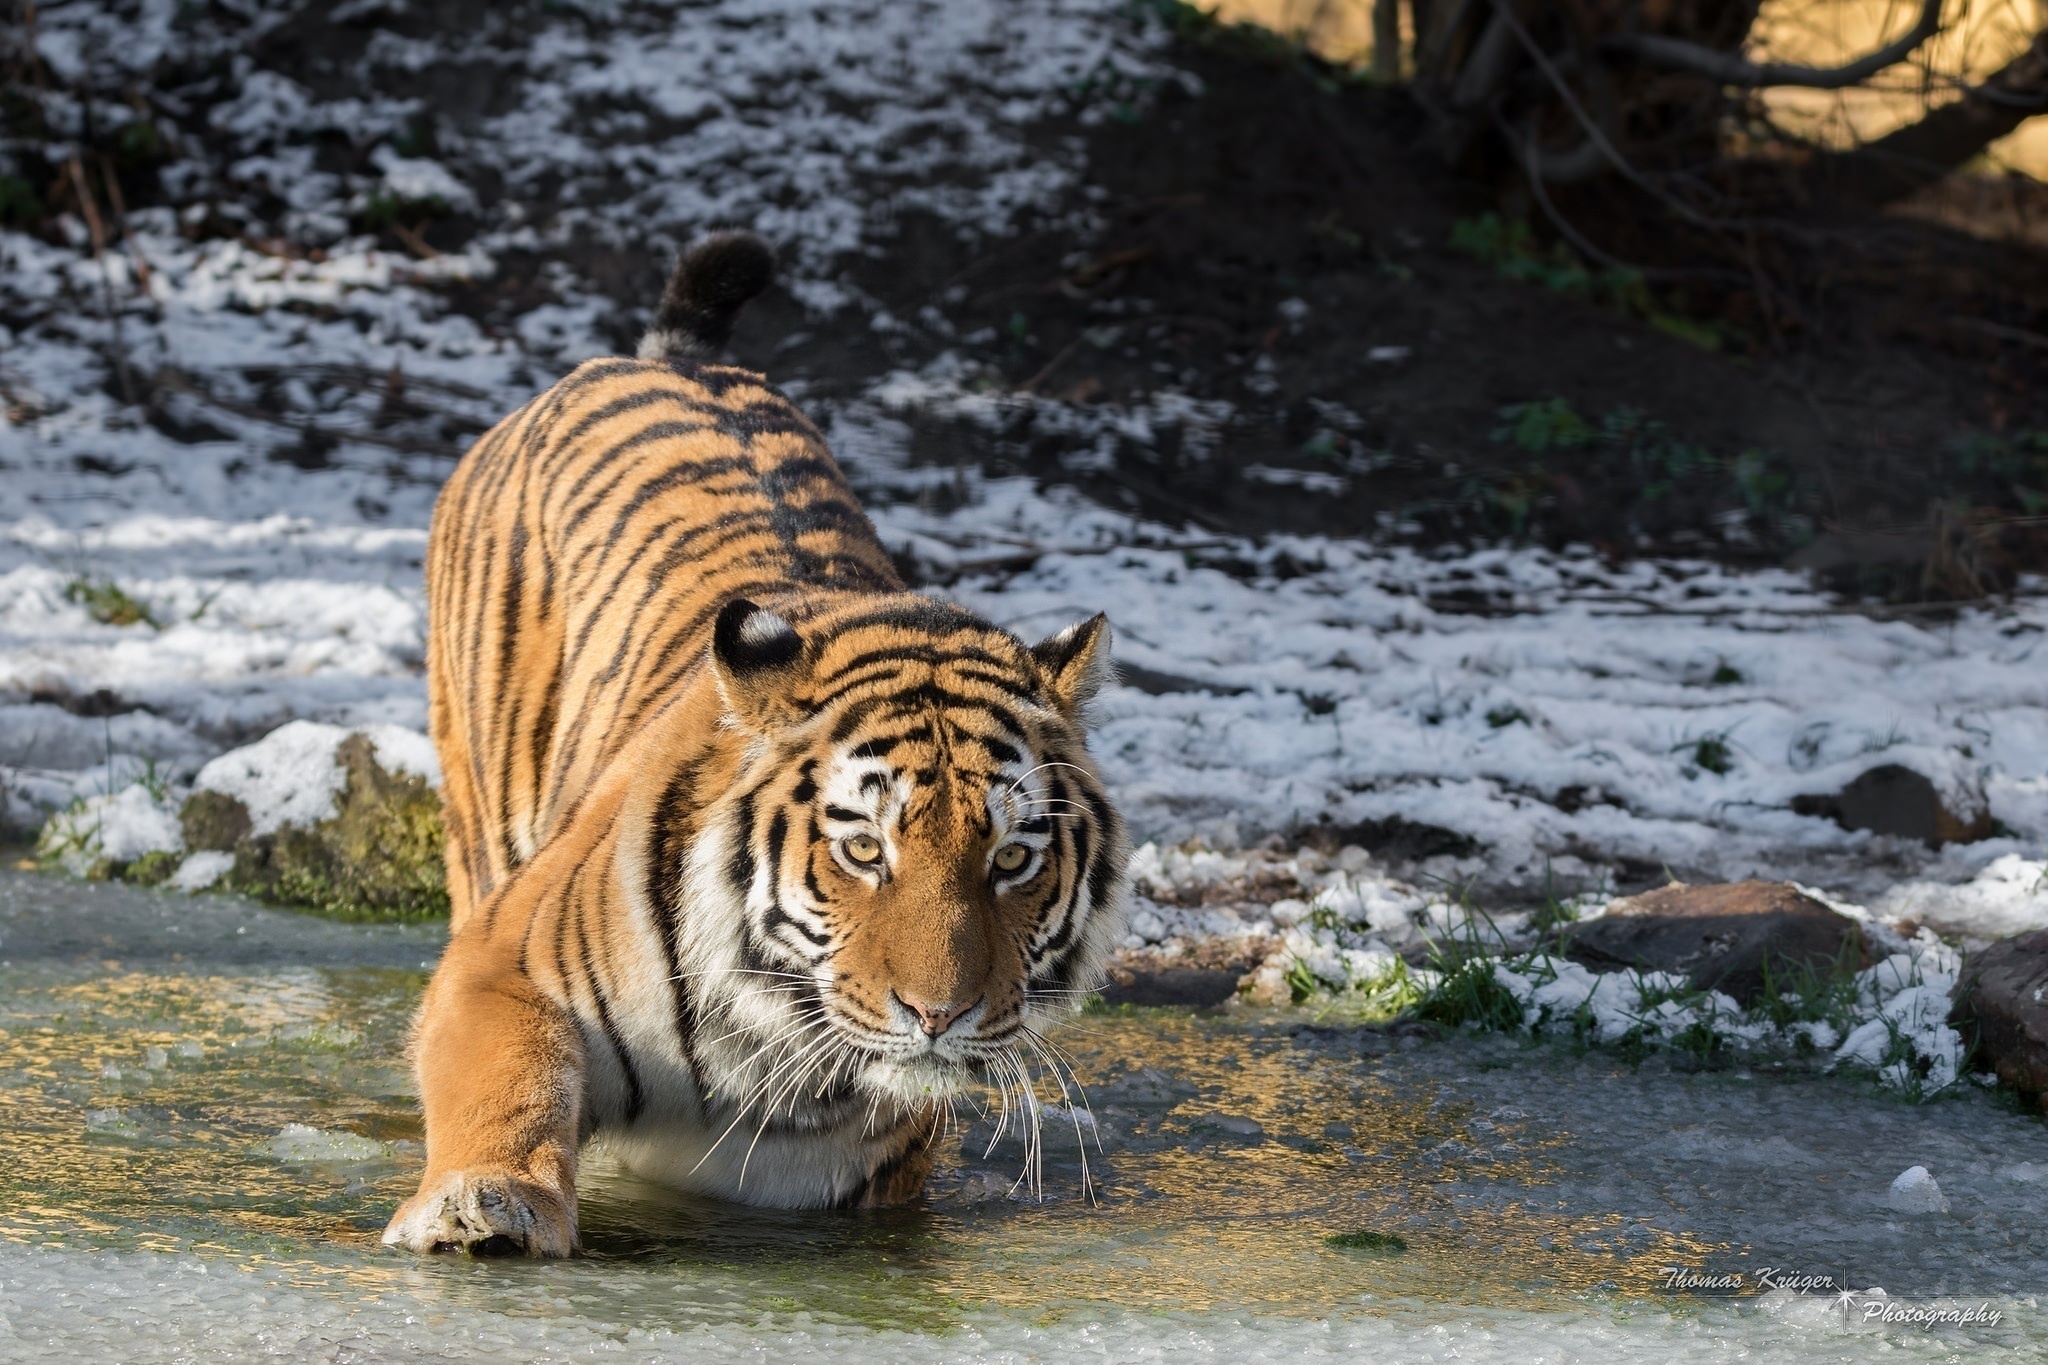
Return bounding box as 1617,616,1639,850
35,782,183,875
1255,867,1976,1098
369,148,478,215
1875,854,2048,941
1887,1165,1951,1215
168,849,235,893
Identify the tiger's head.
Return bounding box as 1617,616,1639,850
682,594,1129,1107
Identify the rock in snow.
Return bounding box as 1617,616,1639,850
1886,1165,1950,1215
1792,763,1997,848
29,720,438,900
1562,880,1864,1005
1951,928,2048,1112
192,720,439,838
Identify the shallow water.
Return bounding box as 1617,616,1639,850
1,870,2044,1361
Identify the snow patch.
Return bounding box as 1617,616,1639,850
1874,854,2048,941
36,783,183,875
169,850,236,893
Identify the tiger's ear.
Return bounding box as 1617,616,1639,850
711,598,809,730
1031,613,1112,720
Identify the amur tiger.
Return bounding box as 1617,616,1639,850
382,232,1129,1257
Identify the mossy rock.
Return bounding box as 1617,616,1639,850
161,734,450,921
121,849,182,887
180,789,252,852
228,733,449,921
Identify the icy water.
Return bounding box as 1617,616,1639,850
2,870,2044,1361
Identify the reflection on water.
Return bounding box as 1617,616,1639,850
4,950,2043,1352
0,965,421,1261
0,959,1710,1324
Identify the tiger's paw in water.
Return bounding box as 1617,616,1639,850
382,1168,578,1258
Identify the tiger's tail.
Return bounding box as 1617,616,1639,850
636,230,775,360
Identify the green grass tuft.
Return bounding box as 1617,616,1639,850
65,577,156,628
1687,735,1734,775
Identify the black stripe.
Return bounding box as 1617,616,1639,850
646,766,704,1072
764,899,833,950
494,518,529,862
575,881,645,1124
665,357,763,398
727,791,757,895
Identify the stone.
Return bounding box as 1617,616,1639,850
1791,764,1995,847
228,733,447,921
179,789,252,852
1113,661,1249,697
1885,1165,1950,1215
1100,964,1242,1008
1562,880,1865,1005
1949,928,2048,1112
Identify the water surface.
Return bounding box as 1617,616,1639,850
2,869,2043,1360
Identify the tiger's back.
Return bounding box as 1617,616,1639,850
428,350,900,927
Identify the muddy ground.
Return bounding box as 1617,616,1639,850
740,33,2048,601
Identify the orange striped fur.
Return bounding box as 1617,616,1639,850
384,235,1128,1256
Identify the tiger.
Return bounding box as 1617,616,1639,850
381,231,1129,1257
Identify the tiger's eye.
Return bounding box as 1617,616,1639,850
993,843,1030,873
843,834,883,865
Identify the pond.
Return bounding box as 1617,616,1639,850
2,869,2043,1361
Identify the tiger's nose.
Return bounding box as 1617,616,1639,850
897,992,976,1037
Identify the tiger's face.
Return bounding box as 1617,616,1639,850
684,596,1128,1108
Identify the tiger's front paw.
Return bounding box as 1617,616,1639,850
382,1167,578,1258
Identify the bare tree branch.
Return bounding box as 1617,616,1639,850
1804,35,2048,204
1603,0,1943,90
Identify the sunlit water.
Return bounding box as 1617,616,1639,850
2,870,2044,1360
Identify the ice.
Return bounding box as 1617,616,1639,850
0,1239,2016,1363
260,1123,394,1165
1887,1166,1951,1215
4,866,2045,1360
